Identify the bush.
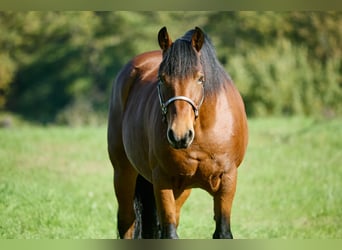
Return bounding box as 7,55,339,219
56,97,106,126
226,39,342,117
2,12,341,123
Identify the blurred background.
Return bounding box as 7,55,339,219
0,12,341,239
0,11,341,126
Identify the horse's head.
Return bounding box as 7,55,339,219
157,27,205,149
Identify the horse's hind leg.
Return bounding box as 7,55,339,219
113,163,138,239
108,140,137,238
108,107,138,238
134,175,160,238
212,166,237,239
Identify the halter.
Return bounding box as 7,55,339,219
157,80,205,121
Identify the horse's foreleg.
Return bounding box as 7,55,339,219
155,188,179,238
212,166,237,239
175,189,192,227
152,168,178,239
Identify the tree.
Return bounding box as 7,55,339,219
1,11,341,124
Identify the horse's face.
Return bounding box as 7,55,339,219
158,71,205,149
157,27,205,149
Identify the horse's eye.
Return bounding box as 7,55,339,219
158,76,164,84
159,75,167,84
198,76,205,84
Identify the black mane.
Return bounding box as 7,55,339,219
158,28,230,96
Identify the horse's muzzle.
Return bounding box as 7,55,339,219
167,128,194,149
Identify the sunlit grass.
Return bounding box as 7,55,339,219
0,117,341,238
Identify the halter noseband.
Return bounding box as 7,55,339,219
157,80,204,121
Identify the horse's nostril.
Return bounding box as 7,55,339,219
187,129,194,140
167,129,176,143
167,128,194,149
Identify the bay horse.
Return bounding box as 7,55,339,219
107,26,248,239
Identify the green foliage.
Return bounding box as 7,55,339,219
227,39,342,116
0,53,16,107
204,11,342,117
0,12,341,123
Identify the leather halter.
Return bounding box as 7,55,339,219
157,80,204,121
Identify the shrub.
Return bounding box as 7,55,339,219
226,39,341,117
56,97,106,126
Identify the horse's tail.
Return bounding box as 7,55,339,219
133,174,160,239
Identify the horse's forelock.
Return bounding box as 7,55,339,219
159,29,228,94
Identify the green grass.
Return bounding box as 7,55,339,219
0,117,341,239
0,126,115,238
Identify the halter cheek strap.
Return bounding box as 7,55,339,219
157,82,204,120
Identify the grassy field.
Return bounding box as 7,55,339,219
0,116,341,239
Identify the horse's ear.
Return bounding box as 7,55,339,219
158,26,172,52
191,27,204,52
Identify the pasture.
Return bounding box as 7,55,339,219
0,116,341,239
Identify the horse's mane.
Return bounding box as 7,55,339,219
158,28,230,96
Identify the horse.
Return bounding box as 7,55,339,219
107,26,248,239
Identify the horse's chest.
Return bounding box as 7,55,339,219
162,148,232,192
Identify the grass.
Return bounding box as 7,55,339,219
0,116,341,239
0,126,115,238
